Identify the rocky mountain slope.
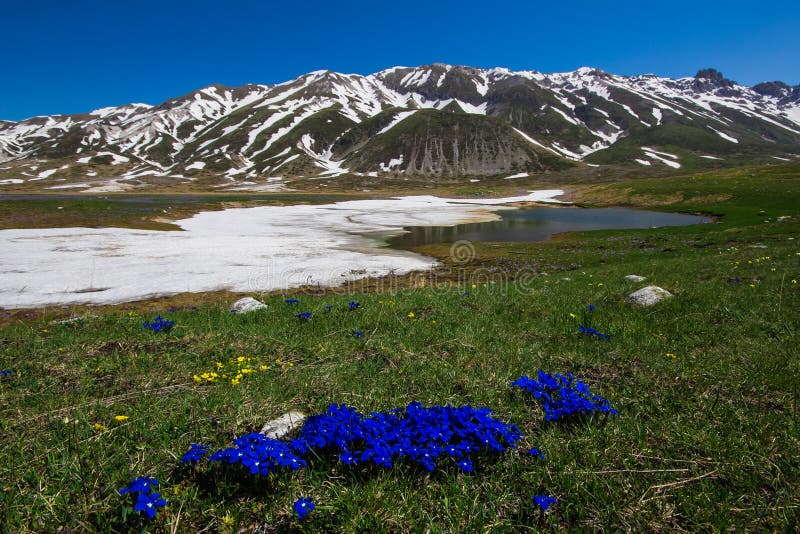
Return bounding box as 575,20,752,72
1,65,798,192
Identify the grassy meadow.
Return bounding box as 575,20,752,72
1,163,799,531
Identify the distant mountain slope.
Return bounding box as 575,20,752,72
1,65,798,192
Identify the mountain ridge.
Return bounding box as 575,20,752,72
1,64,798,192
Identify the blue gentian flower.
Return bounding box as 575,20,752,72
512,371,617,421
119,476,159,495
324,305,333,311
295,312,312,320
0,369,13,378
181,443,209,464
285,298,300,304
143,316,174,332
134,491,167,518
533,494,556,511
456,458,474,473
527,448,545,460
353,330,364,338
293,497,315,520
578,325,611,339
587,304,595,311
348,301,360,309
119,476,166,519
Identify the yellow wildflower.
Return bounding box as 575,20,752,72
93,423,107,431
193,375,202,382
114,415,129,422
231,378,240,385
407,312,415,319
665,353,677,359
569,313,577,319
260,365,269,371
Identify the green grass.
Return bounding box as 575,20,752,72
1,165,799,531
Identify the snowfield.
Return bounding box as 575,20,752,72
0,190,564,308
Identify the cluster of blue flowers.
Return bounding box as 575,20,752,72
289,402,522,473
511,371,618,421
119,476,166,519
181,443,209,464
578,325,611,339
142,316,174,333
295,312,312,320
353,330,365,338
348,301,360,310
198,433,307,474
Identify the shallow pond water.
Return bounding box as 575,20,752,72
390,207,712,247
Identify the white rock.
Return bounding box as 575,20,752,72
627,285,673,306
230,297,267,314
624,275,646,282
260,411,306,439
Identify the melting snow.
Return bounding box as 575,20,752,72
641,147,679,159
379,155,404,172
377,110,418,135
473,74,490,96
652,108,663,125
0,191,565,307
96,151,130,165
707,126,739,143
643,150,681,168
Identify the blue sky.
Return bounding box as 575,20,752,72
2,0,798,121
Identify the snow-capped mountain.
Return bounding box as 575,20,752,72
1,65,798,192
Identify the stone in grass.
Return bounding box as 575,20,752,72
230,297,267,314
624,275,647,283
260,411,306,439
627,285,673,306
